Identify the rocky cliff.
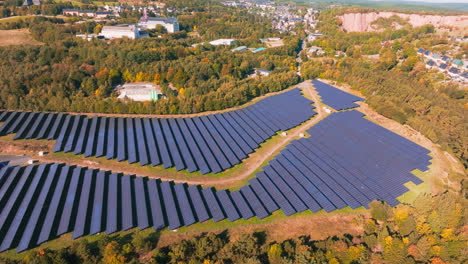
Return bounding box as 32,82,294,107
338,12,468,32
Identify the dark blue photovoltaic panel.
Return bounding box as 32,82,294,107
312,79,364,111
117,118,127,162
240,186,269,219
207,115,245,161
126,118,138,164
160,118,184,171
187,185,210,222
25,112,45,139
95,117,108,158
90,171,106,235
106,118,117,159
106,173,119,234
37,165,72,245
215,114,252,155
169,118,197,172
193,117,230,170
216,190,240,222
37,113,56,139
201,116,239,166
16,164,60,252
248,177,279,213
0,167,22,210
147,179,166,230
121,175,135,231
184,118,221,173
84,116,99,157
57,167,83,236
64,115,84,153
202,188,225,222
0,112,19,136
174,183,196,226
7,112,30,135
53,115,74,152
227,111,262,145
176,118,208,173
73,169,95,239
46,113,65,140
135,118,149,166
143,118,160,166
134,177,150,229
74,118,90,155
152,119,172,168
0,164,49,252
230,190,254,220
160,181,181,230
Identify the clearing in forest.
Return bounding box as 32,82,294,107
0,29,43,46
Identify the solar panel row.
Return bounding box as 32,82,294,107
312,79,364,111
0,89,316,174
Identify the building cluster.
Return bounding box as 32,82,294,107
63,9,114,18
418,48,468,84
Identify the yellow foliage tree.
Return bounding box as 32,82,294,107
103,241,126,264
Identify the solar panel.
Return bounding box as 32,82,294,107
16,164,61,252
64,115,84,153
226,111,262,146
215,114,251,155
151,119,172,168
0,167,22,210
202,187,225,222
184,118,221,173
134,177,150,229
134,118,150,166
36,113,57,139
216,190,240,222
116,118,127,162
160,118,184,170
121,175,135,231
173,183,196,226
207,115,245,161
106,117,117,159
230,190,254,220
53,115,75,152
84,116,100,157
201,116,239,166
25,112,46,139
0,165,37,236
0,111,19,136
73,169,96,239
106,173,119,234
37,165,72,244
7,111,30,135
47,113,66,140
95,117,108,158
74,117,90,155
142,118,161,166
193,117,230,170
57,167,83,236
176,118,208,174
126,118,138,164
248,177,279,213
187,185,210,222
160,181,181,230
0,164,50,252
147,179,166,230
239,186,269,219
169,118,197,173
89,171,106,235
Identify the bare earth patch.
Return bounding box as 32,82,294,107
0,29,43,46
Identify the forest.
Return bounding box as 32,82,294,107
0,191,464,264
301,9,467,168
0,0,300,114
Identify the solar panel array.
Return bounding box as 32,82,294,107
0,110,431,252
0,89,316,174
312,79,364,110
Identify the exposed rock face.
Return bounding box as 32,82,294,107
338,12,468,32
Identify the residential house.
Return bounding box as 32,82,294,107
438,63,448,71
139,16,179,33
426,60,436,69
448,67,460,77
417,48,425,54
452,59,463,68
231,46,248,52
99,25,145,39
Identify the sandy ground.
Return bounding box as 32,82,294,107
0,29,43,46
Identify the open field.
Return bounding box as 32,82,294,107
0,16,34,24
0,29,42,46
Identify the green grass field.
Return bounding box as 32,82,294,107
0,16,35,24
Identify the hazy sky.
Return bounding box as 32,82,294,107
397,0,468,3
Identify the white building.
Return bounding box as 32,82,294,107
116,83,163,101
139,10,179,33
99,25,144,39
209,39,235,46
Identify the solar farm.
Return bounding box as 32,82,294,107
0,89,315,174
0,81,433,253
